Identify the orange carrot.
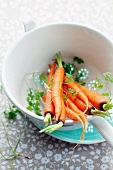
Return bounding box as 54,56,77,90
65,98,88,131
43,91,66,122
59,90,66,123
40,90,66,133
40,99,85,134
63,85,75,102
65,107,85,138
47,60,57,84
74,97,94,114
63,85,93,114
42,93,46,102
52,53,65,121
65,98,83,115
63,85,86,111
59,102,66,123
74,97,88,113
43,60,57,125
65,107,84,125
75,82,108,110
64,77,89,113
44,60,56,113
75,98,86,111
44,91,54,117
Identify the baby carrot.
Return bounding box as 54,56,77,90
65,98,88,131
59,91,66,123
63,85,75,102
39,98,86,134
39,97,66,134
43,60,57,126
63,85,94,114
42,60,57,103
64,77,89,114
42,93,46,102
75,82,108,110
44,91,54,117
65,107,85,139
52,52,65,121
47,60,57,84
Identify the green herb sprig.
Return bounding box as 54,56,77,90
96,72,113,98
0,88,32,169
95,72,113,111
25,72,45,116
26,88,44,116
68,88,78,97
4,105,21,123
68,88,75,94
0,119,27,170
63,94,68,102
65,73,74,82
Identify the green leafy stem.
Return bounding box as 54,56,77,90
26,88,44,116
91,109,112,119
25,72,44,116
96,72,113,101
0,119,26,160
4,104,21,123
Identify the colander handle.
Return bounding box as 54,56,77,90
90,116,113,148
23,20,37,32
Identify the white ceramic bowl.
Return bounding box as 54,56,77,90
1,22,113,130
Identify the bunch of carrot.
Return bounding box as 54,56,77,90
40,52,109,138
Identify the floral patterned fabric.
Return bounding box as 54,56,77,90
0,0,113,169
0,110,113,170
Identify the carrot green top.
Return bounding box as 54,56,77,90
56,52,63,67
